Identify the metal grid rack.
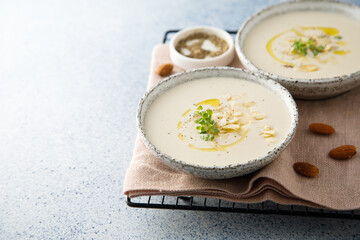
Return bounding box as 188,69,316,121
127,195,360,220
126,30,360,220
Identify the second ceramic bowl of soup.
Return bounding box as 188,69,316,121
236,0,360,99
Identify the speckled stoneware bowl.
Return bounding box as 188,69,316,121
235,0,360,100
137,67,298,179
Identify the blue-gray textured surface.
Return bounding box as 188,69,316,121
1,0,360,239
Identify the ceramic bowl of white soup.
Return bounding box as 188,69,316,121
137,67,298,179
236,0,360,99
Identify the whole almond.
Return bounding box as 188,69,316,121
293,162,319,177
328,145,357,160
156,63,174,77
309,123,335,135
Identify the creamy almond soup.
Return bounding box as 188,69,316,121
144,77,291,167
244,11,360,79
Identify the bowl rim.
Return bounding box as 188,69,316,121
137,67,298,172
235,0,360,84
169,25,235,63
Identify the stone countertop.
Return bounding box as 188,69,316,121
1,0,359,239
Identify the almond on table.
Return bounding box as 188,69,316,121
328,145,357,160
309,123,335,135
293,162,319,177
156,63,174,77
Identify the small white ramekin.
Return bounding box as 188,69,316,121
169,26,235,70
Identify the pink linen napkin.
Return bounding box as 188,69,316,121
123,44,360,210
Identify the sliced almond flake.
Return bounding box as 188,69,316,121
298,64,319,72
263,125,272,131
230,101,241,110
220,129,233,134
325,43,339,51
262,130,275,136
230,95,241,100
265,137,276,142
254,113,266,120
239,115,252,125
260,125,276,140
244,101,256,108
218,118,227,127
221,124,240,130
317,37,331,47
231,102,247,113
228,117,240,124
239,119,251,125
214,105,223,111
223,111,233,120
266,129,276,134
181,48,191,56
233,111,244,117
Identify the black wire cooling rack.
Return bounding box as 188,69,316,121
126,30,360,220
127,195,360,220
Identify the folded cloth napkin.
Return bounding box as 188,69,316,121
123,44,360,210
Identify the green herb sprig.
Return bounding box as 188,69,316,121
194,105,219,141
334,35,342,40
291,38,324,56
292,39,308,56
308,38,324,56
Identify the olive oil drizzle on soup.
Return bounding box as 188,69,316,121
144,78,291,167
244,11,360,79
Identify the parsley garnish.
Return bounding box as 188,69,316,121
291,38,324,56
194,105,219,141
334,35,342,40
292,39,308,56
